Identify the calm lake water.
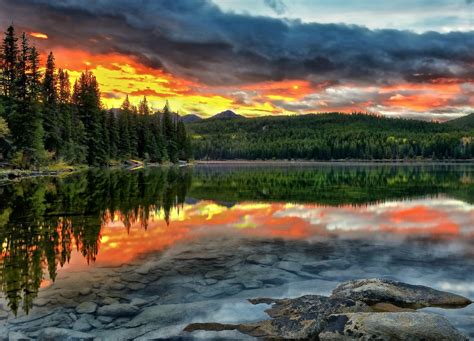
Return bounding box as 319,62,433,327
0,164,473,339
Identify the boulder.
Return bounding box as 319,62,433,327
331,278,472,309
75,302,97,314
319,312,468,340
184,295,370,339
246,254,278,265
97,303,140,317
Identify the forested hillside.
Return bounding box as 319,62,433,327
187,113,474,160
0,25,190,168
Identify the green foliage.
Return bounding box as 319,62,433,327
188,113,474,160
0,116,9,139
0,25,191,168
445,113,474,130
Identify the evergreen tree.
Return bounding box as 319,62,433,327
162,101,177,162
17,44,46,167
73,70,106,165
118,96,132,159
42,52,61,155
1,25,18,98
176,120,190,160
138,96,150,115
106,111,119,160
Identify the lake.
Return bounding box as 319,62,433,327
0,163,472,339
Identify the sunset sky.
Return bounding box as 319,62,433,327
2,0,474,120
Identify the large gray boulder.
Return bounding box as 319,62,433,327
331,278,472,309
184,295,370,339
319,312,468,340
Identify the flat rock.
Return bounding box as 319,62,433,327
331,278,472,309
97,303,140,317
275,261,302,273
8,331,30,340
75,302,97,314
130,298,148,307
72,316,92,332
37,327,95,341
184,295,370,339
319,312,468,340
246,254,278,265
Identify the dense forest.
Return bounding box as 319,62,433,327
0,25,191,168
188,113,474,160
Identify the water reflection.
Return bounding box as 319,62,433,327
0,164,472,315
0,167,191,314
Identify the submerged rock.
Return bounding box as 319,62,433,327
246,254,278,265
97,303,140,317
75,302,97,314
319,312,468,340
185,295,370,339
331,278,472,309
37,327,95,340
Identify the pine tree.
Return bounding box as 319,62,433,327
162,101,177,162
73,70,106,165
57,69,76,161
106,110,119,160
176,120,190,160
118,96,132,159
42,52,61,155
19,44,46,167
1,25,18,142
138,96,150,115
1,25,18,98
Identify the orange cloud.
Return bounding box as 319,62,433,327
30,32,48,39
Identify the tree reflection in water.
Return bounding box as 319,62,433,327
0,167,191,314
0,164,472,314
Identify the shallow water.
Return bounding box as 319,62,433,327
0,164,472,339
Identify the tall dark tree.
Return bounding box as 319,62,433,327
106,111,119,160
18,44,46,167
176,120,190,160
162,101,177,162
117,95,132,158
0,25,18,98
138,96,150,115
42,52,61,155
73,70,106,165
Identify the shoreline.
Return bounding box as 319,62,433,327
195,159,474,166
2,158,473,182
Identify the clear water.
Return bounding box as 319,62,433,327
0,164,472,339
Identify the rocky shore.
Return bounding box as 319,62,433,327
185,278,472,340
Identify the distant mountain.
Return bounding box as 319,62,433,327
181,114,202,123
210,110,244,120
445,113,474,129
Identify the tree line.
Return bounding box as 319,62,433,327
0,25,191,168
188,113,474,160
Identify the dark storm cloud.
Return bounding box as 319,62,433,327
1,0,473,86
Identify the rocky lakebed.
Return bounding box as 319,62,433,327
0,236,472,340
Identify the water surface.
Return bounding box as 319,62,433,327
0,164,472,339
